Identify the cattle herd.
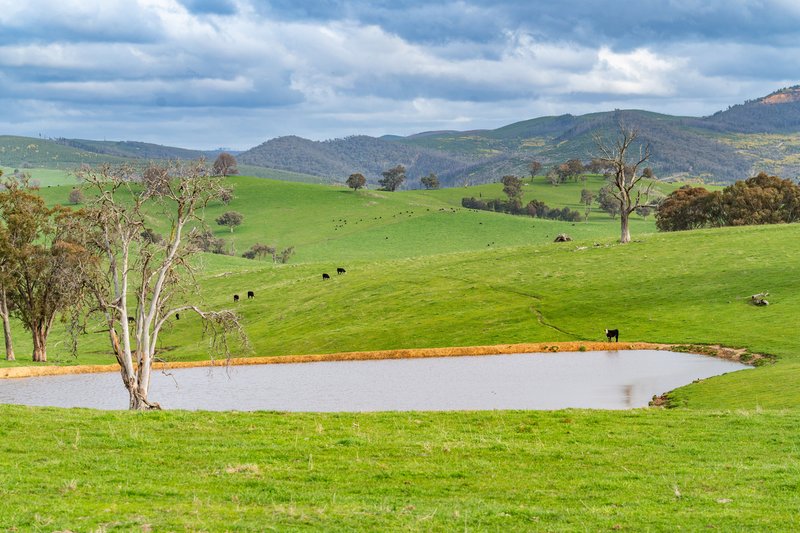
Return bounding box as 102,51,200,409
232,267,346,302
322,267,346,280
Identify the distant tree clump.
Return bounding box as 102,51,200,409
216,211,244,233
190,230,227,254
586,158,610,174
548,159,585,185
721,172,800,225
635,206,653,220
420,173,440,190
379,165,406,192
656,172,800,231
141,163,171,195
501,175,523,201
212,152,239,177
580,188,595,221
597,185,620,219
546,167,562,186
564,159,585,181
655,186,721,231
346,173,366,191
462,196,581,222
219,187,234,205
68,188,85,205
529,161,543,178
278,246,295,263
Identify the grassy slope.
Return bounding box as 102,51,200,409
0,136,127,167
1,175,799,529
6,176,800,411
0,166,80,187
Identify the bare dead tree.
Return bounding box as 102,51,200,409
77,160,250,410
593,122,654,243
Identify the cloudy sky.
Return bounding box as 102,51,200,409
0,0,798,149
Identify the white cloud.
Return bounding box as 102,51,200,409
568,47,684,96
0,0,797,147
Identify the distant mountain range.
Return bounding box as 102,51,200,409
3,86,800,186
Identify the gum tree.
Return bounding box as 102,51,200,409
0,176,92,362
79,161,248,410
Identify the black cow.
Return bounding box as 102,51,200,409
233,294,240,302
337,267,346,275
605,328,619,342
175,313,180,320
247,290,255,299
127,316,135,324
322,273,330,280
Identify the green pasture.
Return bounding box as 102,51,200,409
0,166,78,187
1,174,799,529
0,407,798,530
3,176,800,411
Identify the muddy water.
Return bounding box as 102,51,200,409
0,350,750,411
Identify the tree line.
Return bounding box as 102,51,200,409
655,172,800,231
461,174,582,221
347,165,440,191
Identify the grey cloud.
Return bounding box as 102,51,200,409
0,3,164,45
257,0,800,48
0,0,798,149
178,0,238,15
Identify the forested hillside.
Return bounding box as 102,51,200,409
237,135,471,186
236,86,800,185
4,86,800,185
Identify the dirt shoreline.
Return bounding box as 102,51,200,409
0,341,763,380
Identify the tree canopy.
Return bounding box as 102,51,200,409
420,173,440,190
346,173,366,191
212,152,239,177
378,165,406,192
216,211,244,232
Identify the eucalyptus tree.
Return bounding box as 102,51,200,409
379,165,406,191
346,173,366,191
212,152,238,177
0,176,93,362
78,161,249,410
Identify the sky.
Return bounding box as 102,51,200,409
0,0,798,150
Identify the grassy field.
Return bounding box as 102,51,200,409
1,407,798,530
0,166,79,187
1,175,799,529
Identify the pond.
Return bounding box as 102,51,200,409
0,350,750,411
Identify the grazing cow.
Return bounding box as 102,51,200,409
127,316,135,324
337,267,346,275
233,294,240,302
247,290,255,299
175,313,180,320
322,273,330,280
605,328,619,342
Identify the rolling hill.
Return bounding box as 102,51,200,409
4,86,800,186
2,176,800,530
233,86,800,185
